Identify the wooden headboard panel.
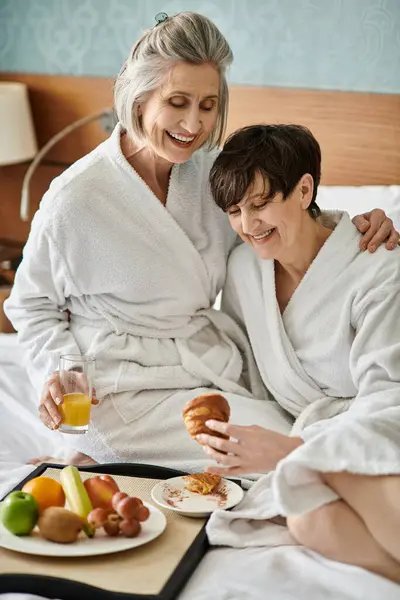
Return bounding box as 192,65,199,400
1,72,399,242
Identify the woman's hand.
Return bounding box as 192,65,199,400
38,371,99,430
196,420,303,476
353,209,399,252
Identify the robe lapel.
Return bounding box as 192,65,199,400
131,163,213,303
260,260,326,417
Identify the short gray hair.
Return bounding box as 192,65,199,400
114,12,233,149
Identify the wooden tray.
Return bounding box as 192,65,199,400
0,463,208,599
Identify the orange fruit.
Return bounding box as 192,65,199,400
22,477,65,513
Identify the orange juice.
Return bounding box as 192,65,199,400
60,393,91,427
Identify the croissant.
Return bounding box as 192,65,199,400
183,473,222,495
182,393,230,440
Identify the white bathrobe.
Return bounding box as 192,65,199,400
207,213,400,547
5,124,291,470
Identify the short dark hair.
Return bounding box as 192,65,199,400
209,124,322,219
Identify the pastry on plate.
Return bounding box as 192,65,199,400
182,393,230,439
183,473,222,495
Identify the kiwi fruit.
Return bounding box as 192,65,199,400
38,507,83,543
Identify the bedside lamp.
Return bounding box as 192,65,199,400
0,82,38,166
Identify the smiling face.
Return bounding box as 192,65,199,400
138,61,220,164
227,172,314,261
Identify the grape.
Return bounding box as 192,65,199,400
119,518,141,537
115,496,142,520
103,513,121,536
111,492,128,511
136,505,150,522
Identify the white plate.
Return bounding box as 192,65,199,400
151,476,244,517
0,501,166,557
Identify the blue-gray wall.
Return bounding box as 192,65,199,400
0,0,399,93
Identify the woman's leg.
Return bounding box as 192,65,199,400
324,472,400,563
287,500,400,583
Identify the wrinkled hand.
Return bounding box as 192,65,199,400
196,420,303,476
353,209,399,252
38,371,99,431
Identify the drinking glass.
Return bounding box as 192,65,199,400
58,354,95,434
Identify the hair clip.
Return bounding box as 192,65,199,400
155,12,168,26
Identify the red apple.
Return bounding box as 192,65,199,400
83,475,120,510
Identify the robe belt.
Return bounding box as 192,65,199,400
70,311,215,339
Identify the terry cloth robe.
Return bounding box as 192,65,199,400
5,123,292,471
207,212,400,547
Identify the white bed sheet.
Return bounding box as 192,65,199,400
1,551,400,600
1,334,400,599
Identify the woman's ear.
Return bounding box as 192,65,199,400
299,173,314,210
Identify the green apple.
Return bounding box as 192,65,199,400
1,491,39,535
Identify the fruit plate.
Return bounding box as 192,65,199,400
0,501,166,557
151,476,244,517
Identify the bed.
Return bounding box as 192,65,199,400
0,76,400,599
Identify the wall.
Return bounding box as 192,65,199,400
0,0,399,93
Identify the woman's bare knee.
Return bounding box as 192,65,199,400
287,500,400,583
287,502,346,557
325,472,400,562
287,513,310,545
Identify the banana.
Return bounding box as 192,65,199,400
60,465,95,537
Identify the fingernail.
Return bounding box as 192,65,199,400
369,245,376,253
360,244,366,251
196,434,205,442
203,446,211,455
205,420,214,427
55,397,62,405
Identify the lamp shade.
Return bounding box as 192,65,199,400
0,82,38,166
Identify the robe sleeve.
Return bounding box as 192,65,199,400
302,265,400,459
348,278,400,416
4,212,81,399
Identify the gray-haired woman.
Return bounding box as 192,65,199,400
5,12,398,470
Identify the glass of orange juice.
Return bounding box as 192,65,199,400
58,354,95,434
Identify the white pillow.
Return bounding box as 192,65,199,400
317,186,400,230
